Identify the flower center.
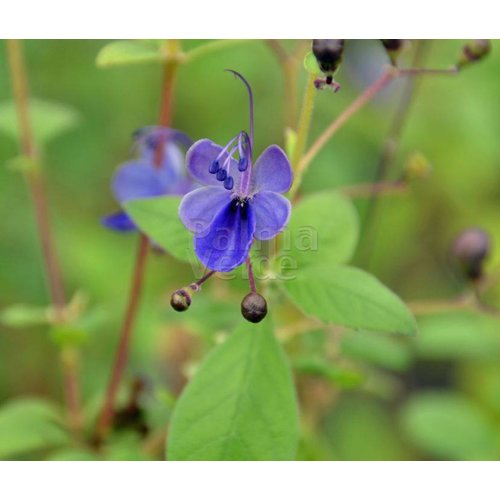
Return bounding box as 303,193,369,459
230,196,250,220
207,131,252,192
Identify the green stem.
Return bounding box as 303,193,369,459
289,73,317,198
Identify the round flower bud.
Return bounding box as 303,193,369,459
241,292,268,323
170,289,191,312
457,40,491,69
451,228,491,280
312,39,345,74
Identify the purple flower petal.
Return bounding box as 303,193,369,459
179,186,232,233
252,145,293,194
194,199,256,272
101,211,137,232
251,191,291,240
186,139,242,188
112,160,167,203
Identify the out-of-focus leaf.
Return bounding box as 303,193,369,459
416,311,500,360
304,51,321,75
167,320,299,460
341,330,413,371
0,98,79,146
324,396,409,460
294,356,364,388
279,191,359,271
400,391,498,460
124,196,195,264
284,265,417,335
96,40,165,67
0,399,69,459
0,304,50,328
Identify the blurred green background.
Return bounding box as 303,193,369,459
1,39,500,460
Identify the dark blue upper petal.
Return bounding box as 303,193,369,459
101,211,137,232
194,199,256,272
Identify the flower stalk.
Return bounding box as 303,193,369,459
6,39,83,435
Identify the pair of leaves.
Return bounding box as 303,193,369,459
167,320,299,460
281,191,417,336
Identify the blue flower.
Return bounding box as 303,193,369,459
101,127,194,232
179,71,293,272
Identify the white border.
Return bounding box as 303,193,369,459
0,0,498,38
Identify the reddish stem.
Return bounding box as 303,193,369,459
246,258,257,293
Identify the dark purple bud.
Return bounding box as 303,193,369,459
170,289,191,312
241,292,268,323
238,157,248,172
451,227,491,281
209,160,220,174
381,39,405,65
458,40,491,69
224,175,234,190
312,39,344,74
216,169,227,182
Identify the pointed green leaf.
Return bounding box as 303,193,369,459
123,196,195,264
0,98,79,146
279,191,359,272
284,265,416,335
96,40,165,67
167,320,300,460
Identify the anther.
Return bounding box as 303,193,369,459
216,169,227,182
209,160,220,174
238,157,248,172
224,176,234,190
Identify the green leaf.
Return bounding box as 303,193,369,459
0,303,50,328
416,311,500,360
341,330,413,371
167,320,300,460
304,51,321,75
278,190,359,272
284,265,417,335
123,196,195,264
400,391,498,460
0,399,69,459
96,40,165,67
294,356,364,388
0,98,79,146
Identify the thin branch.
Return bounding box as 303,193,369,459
6,39,82,435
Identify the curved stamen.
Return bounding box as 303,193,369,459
225,70,254,149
